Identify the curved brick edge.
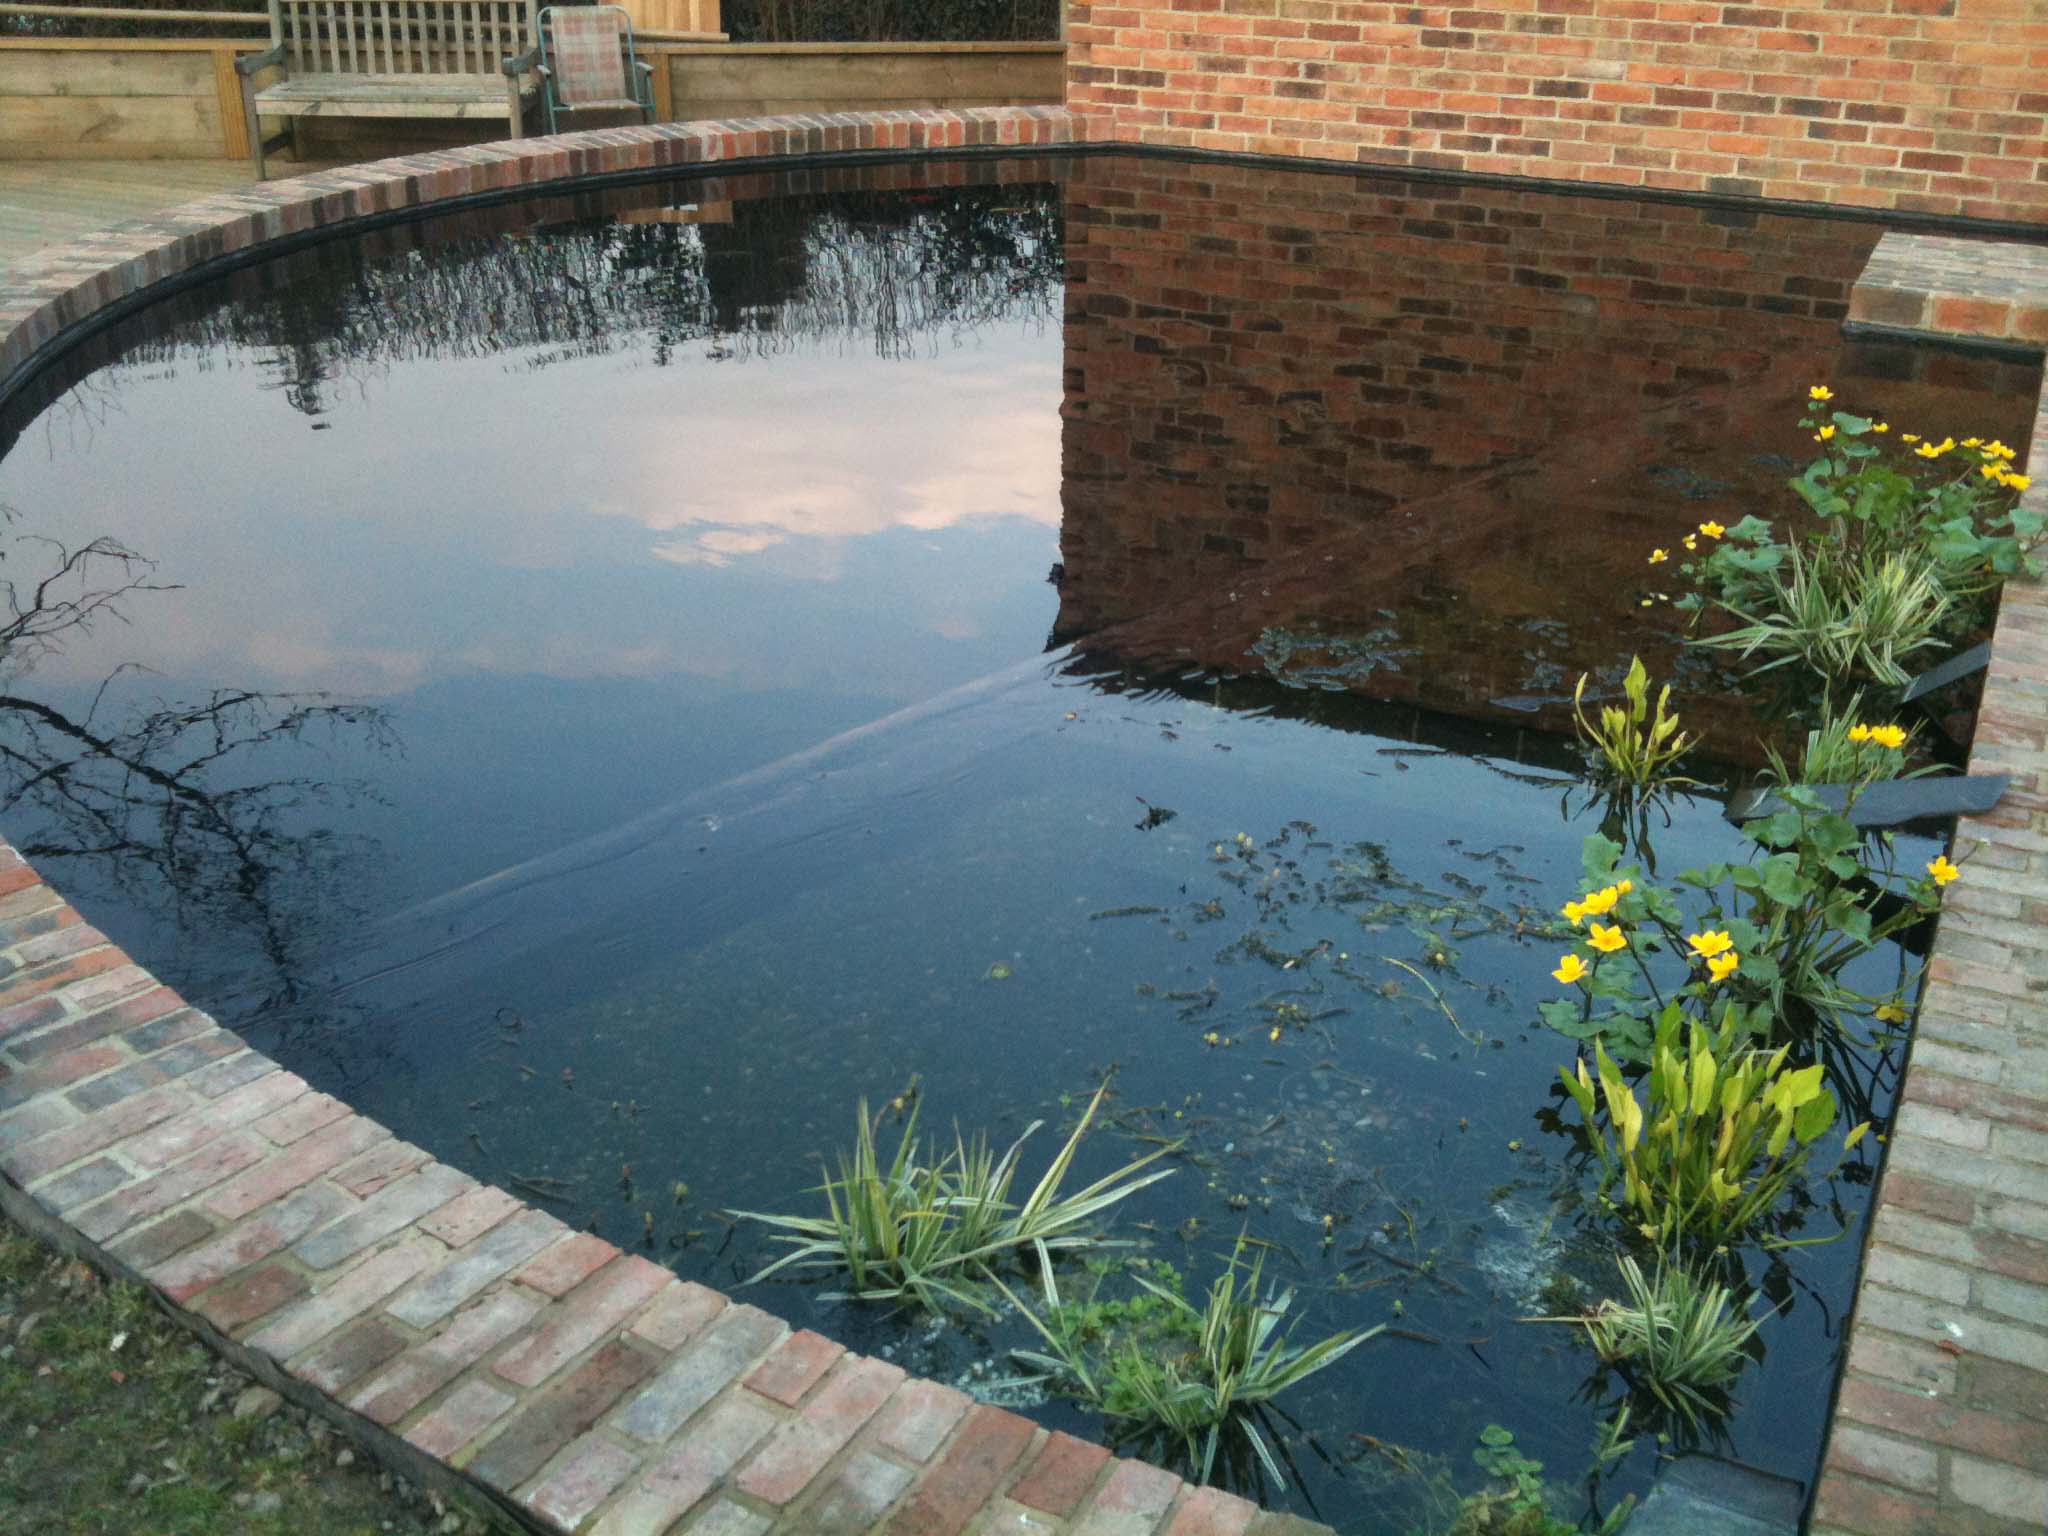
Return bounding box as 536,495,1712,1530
0,832,1320,1536
0,106,1113,405
1810,291,2048,1527
0,106,1331,1536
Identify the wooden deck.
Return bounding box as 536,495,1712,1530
0,159,327,270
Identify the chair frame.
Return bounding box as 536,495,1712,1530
503,4,656,136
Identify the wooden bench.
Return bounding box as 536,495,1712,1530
235,0,539,178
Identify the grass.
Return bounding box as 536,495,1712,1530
735,1081,1177,1314
0,1212,507,1536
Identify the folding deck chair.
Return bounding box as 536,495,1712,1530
529,5,656,134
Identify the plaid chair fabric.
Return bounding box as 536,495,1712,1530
546,6,632,106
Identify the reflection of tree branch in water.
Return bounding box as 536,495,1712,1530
0,527,394,1029
112,184,1063,411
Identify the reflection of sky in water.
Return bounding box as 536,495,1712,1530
12,326,1058,700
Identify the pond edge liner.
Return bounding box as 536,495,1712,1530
0,105,2044,1536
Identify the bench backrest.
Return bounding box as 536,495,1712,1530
269,0,540,77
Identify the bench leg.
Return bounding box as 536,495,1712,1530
506,78,525,139
241,82,266,180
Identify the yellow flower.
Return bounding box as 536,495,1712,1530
1847,723,1871,742
1562,899,1587,927
1874,1003,1906,1024
1874,422,1889,433
1808,384,1834,401
1580,885,1620,917
1707,951,1740,983
1588,923,1628,954
1915,441,1946,459
1639,598,1654,607
1687,930,1735,959
1927,855,1960,886
1901,432,1921,444
1683,534,1698,550
1815,425,1836,442
1649,548,1669,564
1997,443,2017,460
1553,953,1590,985
1869,724,1907,750
1964,437,1981,447
1984,462,2006,480
1699,520,1726,538
1616,880,1633,895
2008,473,2032,491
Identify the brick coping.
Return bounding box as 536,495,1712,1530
0,106,1329,1536
0,105,2044,1536
1812,243,2048,1536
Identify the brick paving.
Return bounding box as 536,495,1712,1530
1809,306,2048,1528
2,100,2047,1536
0,106,1332,1536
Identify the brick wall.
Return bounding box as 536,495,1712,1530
1065,1,2048,224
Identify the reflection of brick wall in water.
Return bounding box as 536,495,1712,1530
1067,0,2048,223
1051,155,2038,740
1055,154,1883,639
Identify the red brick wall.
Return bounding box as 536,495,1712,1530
1065,1,2048,223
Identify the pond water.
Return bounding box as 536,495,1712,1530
0,152,2038,1532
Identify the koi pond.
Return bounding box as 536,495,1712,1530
0,152,2036,1533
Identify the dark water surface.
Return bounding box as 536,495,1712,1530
0,153,2037,1532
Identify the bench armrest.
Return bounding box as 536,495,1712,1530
634,59,653,75
502,45,540,76
235,43,286,77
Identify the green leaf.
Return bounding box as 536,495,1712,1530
1581,833,1623,883
1805,816,1861,859
1758,854,1806,906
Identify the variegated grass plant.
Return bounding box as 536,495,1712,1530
735,1083,1175,1313
1002,1237,1380,1487
1563,1256,1762,1430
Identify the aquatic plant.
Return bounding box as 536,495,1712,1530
1571,655,1697,790
1567,1257,1762,1430
1556,1009,1866,1254
1413,1425,1633,1536
735,1083,1176,1313
1006,1238,1380,1487
1763,701,1919,787
1540,808,1945,1055
1690,542,1954,689
1666,392,2041,691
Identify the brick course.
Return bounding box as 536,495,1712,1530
1066,0,2048,224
